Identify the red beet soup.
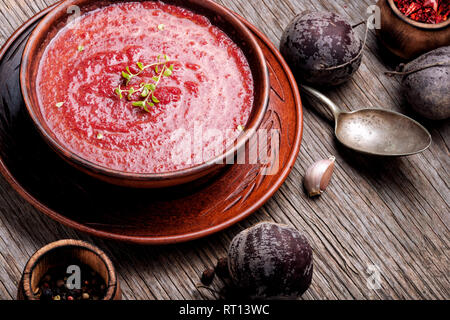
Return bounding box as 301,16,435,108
37,1,254,173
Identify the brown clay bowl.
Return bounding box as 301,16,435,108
20,0,270,188
376,0,450,60
17,239,121,300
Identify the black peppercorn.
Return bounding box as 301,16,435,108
41,288,53,301
215,258,230,278
201,269,215,286
56,279,65,288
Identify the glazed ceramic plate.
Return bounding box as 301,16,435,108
0,4,303,244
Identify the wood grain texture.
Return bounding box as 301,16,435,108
0,0,449,300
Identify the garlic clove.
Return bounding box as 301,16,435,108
304,156,335,197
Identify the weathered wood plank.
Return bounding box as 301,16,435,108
0,0,448,300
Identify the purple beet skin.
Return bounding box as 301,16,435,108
402,46,450,120
228,222,313,299
280,11,362,86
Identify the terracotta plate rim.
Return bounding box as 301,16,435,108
0,4,303,245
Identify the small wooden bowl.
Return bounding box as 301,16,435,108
376,0,450,60
20,0,269,189
17,240,121,300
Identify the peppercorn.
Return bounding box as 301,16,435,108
215,258,230,278
72,289,81,298
56,279,65,288
53,288,61,296
41,288,53,301
201,269,215,286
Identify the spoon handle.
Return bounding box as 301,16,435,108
301,85,342,119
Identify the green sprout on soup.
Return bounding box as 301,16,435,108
114,54,175,112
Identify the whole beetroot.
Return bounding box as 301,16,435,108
280,11,363,86
401,46,450,120
228,222,313,299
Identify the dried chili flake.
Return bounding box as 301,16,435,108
394,0,449,24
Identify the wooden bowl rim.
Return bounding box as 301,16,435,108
21,239,118,300
387,0,450,30
20,0,270,183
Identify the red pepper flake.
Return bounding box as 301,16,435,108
394,0,449,24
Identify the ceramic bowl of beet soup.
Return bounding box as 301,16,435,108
21,0,269,188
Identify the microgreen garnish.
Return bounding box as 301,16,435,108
114,54,175,112
78,45,84,52
114,87,123,99
56,102,64,108
158,24,165,31
96,133,104,140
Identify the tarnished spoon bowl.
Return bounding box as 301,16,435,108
302,85,432,156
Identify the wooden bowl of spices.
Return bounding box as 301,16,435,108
18,240,121,300
376,0,450,59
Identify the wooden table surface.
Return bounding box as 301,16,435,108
0,0,448,300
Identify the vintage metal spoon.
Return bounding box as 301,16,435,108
301,85,432,156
